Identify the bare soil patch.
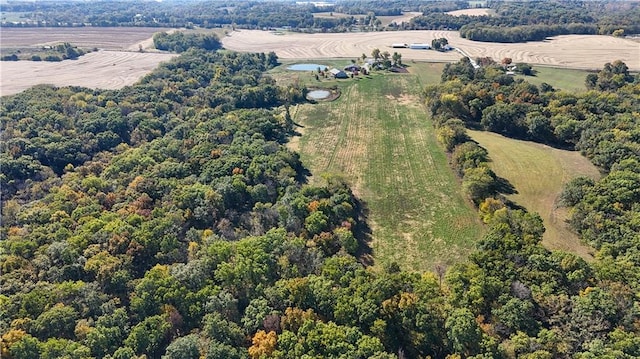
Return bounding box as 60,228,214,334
306,87,340,102
446,8,492,17
1,50,176,96
222,30,640,70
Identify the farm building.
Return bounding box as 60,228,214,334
344,64,361,72
330,68,348,78
391,43,408,48
409,43,431,50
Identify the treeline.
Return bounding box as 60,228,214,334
3,0,639,39
153,32,221,53
0,1,318,29
1,49,288,193
410,1,640,41
1,42,87,62
459,23,598,43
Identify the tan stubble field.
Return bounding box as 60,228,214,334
222,30,640,70
0,27,177,96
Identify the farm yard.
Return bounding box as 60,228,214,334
222,30,640,70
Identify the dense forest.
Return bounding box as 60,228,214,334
2,23,640,357
2,0,639,41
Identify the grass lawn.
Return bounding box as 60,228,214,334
517,66,592,93
289,66,484,272
406,61,447,86
468,130,601,260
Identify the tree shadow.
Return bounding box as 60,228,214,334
501,197,527,211
295,163,311,185
353,197,374,267
494,175,518,195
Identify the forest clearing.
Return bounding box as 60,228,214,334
513,66,591,93
312,11,423,26
469,130,601,260
289,65,484,271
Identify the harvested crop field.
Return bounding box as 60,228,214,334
0,27,171,50
384,11,423,26
0,27,177,96
312,11,422,26
446,8,492,16
222,30,640,70
1,50,176,96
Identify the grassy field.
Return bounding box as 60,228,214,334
468,130,601,260
289,65,484,272
407,62,446,86
516,66,591,93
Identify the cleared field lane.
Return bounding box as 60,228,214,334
291,72,484,271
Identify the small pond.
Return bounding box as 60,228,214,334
287,63,327,71
307,90,331,100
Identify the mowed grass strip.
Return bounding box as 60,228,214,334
468,130,600,260
292,72,483,271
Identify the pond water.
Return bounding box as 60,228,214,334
307,90,331,100
287,63,327,71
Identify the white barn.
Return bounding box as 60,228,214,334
409,43,431,50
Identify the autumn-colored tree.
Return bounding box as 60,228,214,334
248,330,277,359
